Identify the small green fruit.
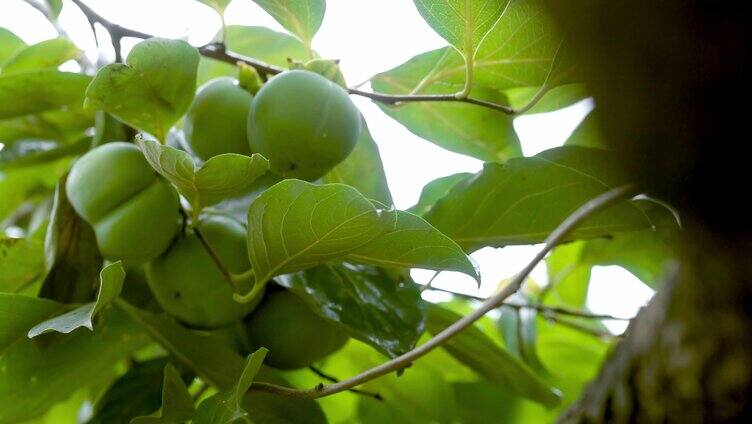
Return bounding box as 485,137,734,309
245,290,348,369
146,214,262,328
185,77,253,160
247,70,361,180
66,142,179,263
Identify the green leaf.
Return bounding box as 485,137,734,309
245,179,397,287
409,172,472,216
498,294,547,373
0,307,149,423
544,241,591,309
45,0,64,18
0,293,64,352
0,139,89,171
0,38,80,74
89,358,173,424
131,363,195,424
0,158,68,223
424,146,657,251
323,117,393,206
372,63,521,161
251,0,326,46
196,0,232,13
426,303,560,407
194,348,268,424
0,236,45,293
197,26,308,85
0,70,90,119
0,107,94,144
28,261,125,337
85,38,199,141
38,174,104,304
347,210,479,280
116,302,326,423
279,264,426,357
137,137,269,213
0,27,26,63
452,381,520,423
413,0,506,58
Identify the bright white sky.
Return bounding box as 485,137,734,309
1,0,653,333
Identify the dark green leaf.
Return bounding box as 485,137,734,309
0,70,90,119
28,261,125,337
131,363,195,424
0,236,45,293
323,117,393,206
0,307,149,423
0,293,63,352
426,303,560,406
279,264,426,357
252,0,325,46
452,381,520,423
38,174,103,303
85,38,199,141
424,146,657,251
0,38,79,74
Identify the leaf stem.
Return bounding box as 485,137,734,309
245,184,636,399
193,226,236,291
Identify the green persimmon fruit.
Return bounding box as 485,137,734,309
247,70,361,180
146,214,262,328
185,77,253,160
66,142,180,264
245,290,348,369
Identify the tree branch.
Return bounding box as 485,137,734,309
308,366,383,401
69,0,527,115
247,184,636,399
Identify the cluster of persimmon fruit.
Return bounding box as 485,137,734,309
66,70,360,369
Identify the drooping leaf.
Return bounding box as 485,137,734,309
245,180,397,286
424,146,656,251
137,137,269,213
131,363,195,424
498,293,547,373
0,294,64,352
0,139,89,171
0,38,80,74
278,263,426,357
28,261,125,337
194,348,268,424
0,236,45,293
251,0,326,46
197,26,308,85
409,172,472,216
38,174,103,304
85,38,199,141
426,304,560,407
413,0,507,59
0,70,90,119
0,27,26,63
0,107,94,144
323,117,393,206
0,307,149,424
89,358,173,424
346,210,479,281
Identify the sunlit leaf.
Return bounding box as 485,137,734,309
0,27,26,63
251,0,325,46
409,172,472,216
0,38,79,74
0,70,90,119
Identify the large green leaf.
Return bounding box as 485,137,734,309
0,236,44,293
279,264,426,357
0,70,90,119
245,180,397,286
323,117,393,206
137,137,269,214
251,0,326,47
0,27,26,64
0,38,80,74
424,146,656,251
372,62,520,161
38,175,103,304
28,261,125,337
0,308,149,424
0,139,89,171
197,26,308,85
0,107,94,144
409,172,472,216
413,0,506,59
0,158,68,223
131,364,195,424
426,303,560,407
0,293,64,352
85,38,199,141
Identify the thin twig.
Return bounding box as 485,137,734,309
193,226,236,291
245,184,635,399
69,0,527,115
425,286,632,321
308,366,383,401
541,315,619,340
21,0,95,70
